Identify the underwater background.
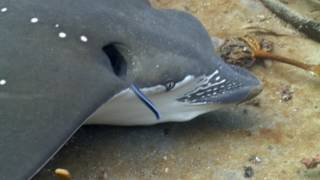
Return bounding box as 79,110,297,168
35,0,320,179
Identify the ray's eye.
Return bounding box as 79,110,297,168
165,81,175,91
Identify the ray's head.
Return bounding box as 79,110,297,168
107,9,263,108
95,9,263,125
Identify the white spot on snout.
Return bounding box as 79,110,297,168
1,7,7,13
30,17,39,23
0,79,7,86
54,24,60,28
58,32,67,39
80,35,88,42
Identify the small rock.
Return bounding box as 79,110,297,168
244,166,254,178
257,14,267,22
280,85,294,102
163,156,168,161
249,155,262,164
301,154,320,169
164,167,169,173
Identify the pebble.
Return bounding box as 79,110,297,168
244,166,254,178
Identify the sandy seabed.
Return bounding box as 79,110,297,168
36,0,320,179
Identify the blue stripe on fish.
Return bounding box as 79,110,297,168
130,84,160,120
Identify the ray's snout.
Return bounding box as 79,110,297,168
178,65,262,105
221,65,263,104
243,81,263,103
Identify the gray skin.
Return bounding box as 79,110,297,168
0,0,261,179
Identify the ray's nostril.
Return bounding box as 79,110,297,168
102,43,127,78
